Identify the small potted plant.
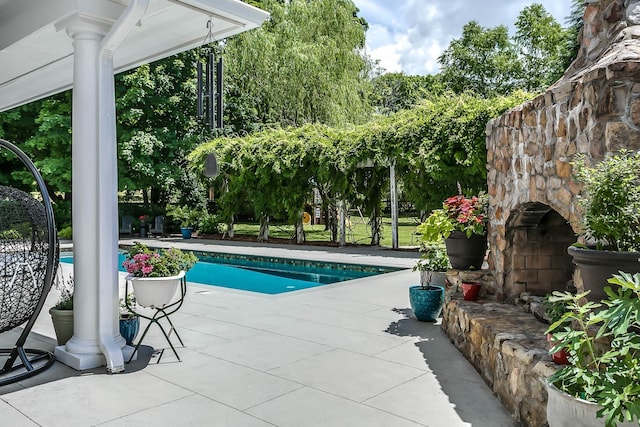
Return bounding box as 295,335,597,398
545,272,640,427
122,242,198,308
166,205,201,239
409,244,449,322
418,193,488,270
138,215,149,238
49,272,74,346
119,293,139,346
568,151,640,300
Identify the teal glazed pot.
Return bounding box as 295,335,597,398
409,285,445,322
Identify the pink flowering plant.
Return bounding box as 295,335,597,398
122,242,198,278
417,193,488,243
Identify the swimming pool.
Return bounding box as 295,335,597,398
60,250,401,294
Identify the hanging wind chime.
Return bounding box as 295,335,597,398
197,19,223,130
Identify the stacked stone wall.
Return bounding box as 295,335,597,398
486,0,640,301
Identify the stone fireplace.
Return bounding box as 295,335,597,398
486,0,640,302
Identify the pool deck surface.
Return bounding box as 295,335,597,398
1,238,516,426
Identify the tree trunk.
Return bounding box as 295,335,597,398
227,220,234,238
295,221,304,244
370,208,381,246
258,214,269,241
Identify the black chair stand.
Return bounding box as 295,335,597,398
0,139,59,385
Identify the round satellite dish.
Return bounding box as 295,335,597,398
204,153,219,178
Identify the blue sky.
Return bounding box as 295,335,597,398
351,0,572,75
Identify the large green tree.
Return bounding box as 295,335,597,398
438,21,522,97
514,3,572,91
223,0,372,133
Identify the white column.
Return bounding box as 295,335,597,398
55,22,107,369
390,160,399,249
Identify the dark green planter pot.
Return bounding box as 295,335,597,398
445,231,487,270
568,246,640,301
409,285,445,322
119,316,140,346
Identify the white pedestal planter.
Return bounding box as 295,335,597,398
128,271,185,308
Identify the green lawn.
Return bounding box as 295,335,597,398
230,216,422,248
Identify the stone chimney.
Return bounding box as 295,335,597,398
485,0,640,302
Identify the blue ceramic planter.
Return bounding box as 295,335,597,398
180,227,193,239
119,316,140,346
409,285,445,322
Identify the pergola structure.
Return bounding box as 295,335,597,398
0,0,268,373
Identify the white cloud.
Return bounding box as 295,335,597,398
353,0,572,75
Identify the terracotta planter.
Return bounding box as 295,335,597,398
547,334,570,365
409,285,445,322
461,281,481,301
445,231,487,270
568,246,640,301
128,271,185,308
49,308,73,345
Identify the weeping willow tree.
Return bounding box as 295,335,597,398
223,0,372,134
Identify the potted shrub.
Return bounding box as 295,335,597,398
569,151,640,300
545,273,640,427
409,244,449,322
119,293,139,346
122,242,198,308
418,193,488,270
49,273,74,346
166,205,201,239
542,294,571,365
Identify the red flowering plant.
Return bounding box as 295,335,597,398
417,193,488,243
443,194,488,237
138,215,149,226
122,242,197,278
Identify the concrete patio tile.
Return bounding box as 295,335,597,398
268,349,424,402
175,312,263,341
2,372,193,427
198,330,332,371
246,386,423,427
148,350,304,410
100,394,275,427
0,400,38,426
283,292,388,315
262,317,408,355
364,373,516,427
373,339,433,371
275,303,414,337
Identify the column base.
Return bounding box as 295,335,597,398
54,345,137,371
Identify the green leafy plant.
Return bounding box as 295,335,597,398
119,293,137,319
122,242,198,278
166,205,201,229
199,213,223,235
572,151,640,251
52,272,74,310
58,226,72,240
413,244,450,289
546,272,640,426
543,292,571,324
413,244,450,273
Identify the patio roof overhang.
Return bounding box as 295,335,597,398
0,0,269,112
0,0,268,374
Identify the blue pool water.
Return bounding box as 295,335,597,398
60,251,400,294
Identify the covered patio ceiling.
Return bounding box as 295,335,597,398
0,0,269,112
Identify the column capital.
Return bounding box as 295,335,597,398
56,13,113,40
